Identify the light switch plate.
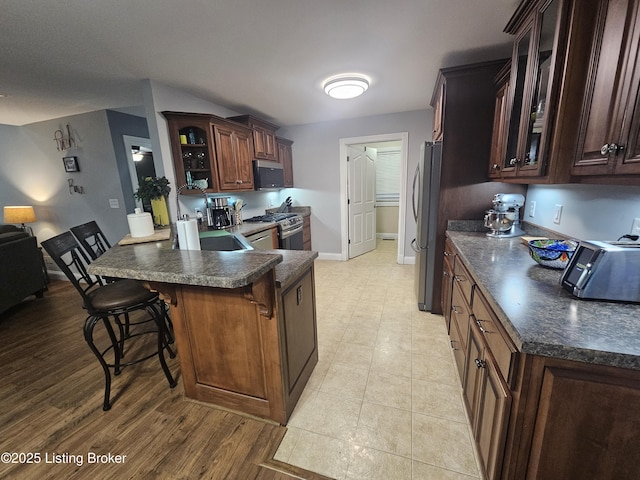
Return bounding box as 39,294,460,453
109,199,119,209
553,204,563,224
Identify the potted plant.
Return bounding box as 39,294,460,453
134,176,171,226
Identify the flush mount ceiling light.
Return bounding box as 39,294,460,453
131,145,144,162
323,74,370,99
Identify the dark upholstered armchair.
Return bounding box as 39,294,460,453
0,224,46,314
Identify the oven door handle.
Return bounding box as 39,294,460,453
279,224,304,239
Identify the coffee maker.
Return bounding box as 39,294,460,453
484,193,525,237
207,197,231,229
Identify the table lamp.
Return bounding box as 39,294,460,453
4,206,36,235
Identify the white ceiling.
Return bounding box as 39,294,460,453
0,0,519,127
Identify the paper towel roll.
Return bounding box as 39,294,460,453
127,208,155,238
177,219,201,250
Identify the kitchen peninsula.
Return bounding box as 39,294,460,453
444,229,640,479
88,240,318,425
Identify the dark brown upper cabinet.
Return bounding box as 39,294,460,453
572,0,640,180
163,112,255,193
490,0,601,184
276,137,294,188
228,115,279,162
163,112,219,194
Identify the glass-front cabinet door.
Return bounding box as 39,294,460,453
501,0,560,178
501,26,532,177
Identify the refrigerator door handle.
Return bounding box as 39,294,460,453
412,163,420,222
410,238,427,252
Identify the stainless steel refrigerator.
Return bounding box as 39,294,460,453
412,141,442,311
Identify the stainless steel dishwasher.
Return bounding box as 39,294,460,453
245,229,274,249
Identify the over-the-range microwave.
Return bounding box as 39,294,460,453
560,240,640,303
253,160,284,191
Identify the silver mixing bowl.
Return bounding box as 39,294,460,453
484,210,515,232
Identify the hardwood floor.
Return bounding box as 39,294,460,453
0,280,330,480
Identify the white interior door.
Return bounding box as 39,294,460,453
348,145,377,258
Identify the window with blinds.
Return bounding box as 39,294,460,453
376,148,401,204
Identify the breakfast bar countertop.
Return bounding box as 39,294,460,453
447,230,640,370
88,241,284,289
88,238,318,290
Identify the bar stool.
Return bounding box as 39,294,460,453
70,220,174,343
70,220,112,260
41,231,177,410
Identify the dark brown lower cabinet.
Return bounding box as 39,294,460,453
465,319,512,480
510,356,640,479
441,239,456,332
445,234,640,479
450,284,469,382
277,266,318,420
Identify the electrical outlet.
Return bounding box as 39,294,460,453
631,218,640,235
553,204,563,224
529,201,536,218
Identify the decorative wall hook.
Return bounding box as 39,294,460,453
54,124,75,151
68,178,84,195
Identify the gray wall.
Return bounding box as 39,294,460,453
106,110,150,214
525,184,640,241
278,110,431,255
0,110,150,245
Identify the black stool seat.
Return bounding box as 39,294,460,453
42,231,176,411
87,279,156,311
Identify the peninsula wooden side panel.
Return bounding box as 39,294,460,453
156,272,287,424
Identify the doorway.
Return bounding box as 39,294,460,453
340,132,409,264
123,135,156,212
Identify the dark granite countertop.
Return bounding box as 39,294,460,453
88,242,283,289
272,249,318,289
266,206,311,217
447,231,640,370
88,237,318,291
228,222,277,237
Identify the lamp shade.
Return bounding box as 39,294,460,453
4,206,36,224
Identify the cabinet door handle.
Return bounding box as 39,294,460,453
454,275,466,283
452,305,460,314
450,340,459,351
601,143,624,155
444,250,452,257
297,286,303,305
509,157,520,166
491,163,501,171
476,319,491,334
475,358,486,369
236,180,243,184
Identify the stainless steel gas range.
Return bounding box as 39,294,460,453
245,213,304,250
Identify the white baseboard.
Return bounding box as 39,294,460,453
316,252,343,261
376,233,398,240
403,255,416,265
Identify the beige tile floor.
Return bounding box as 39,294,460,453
274,239,482,480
